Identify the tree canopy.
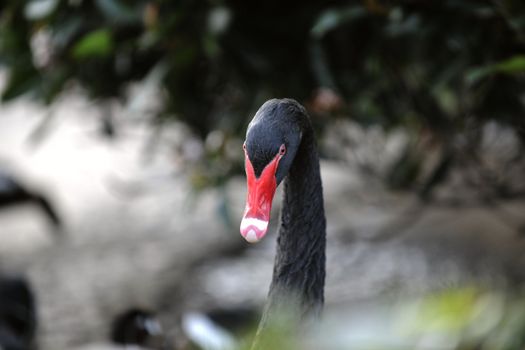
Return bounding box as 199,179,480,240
1,0,524,192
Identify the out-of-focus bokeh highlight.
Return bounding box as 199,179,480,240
1,0,525,349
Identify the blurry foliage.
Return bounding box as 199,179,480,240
373,288,525,350
234,287,525,350
1,0,525,191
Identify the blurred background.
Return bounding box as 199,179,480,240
1,0,525,349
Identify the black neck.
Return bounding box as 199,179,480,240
260,128,326,327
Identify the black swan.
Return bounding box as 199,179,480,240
240,99,326,339
110,308,164,348
0,275,37,350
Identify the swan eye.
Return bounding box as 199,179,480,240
279,144,286,156
243,143,246,151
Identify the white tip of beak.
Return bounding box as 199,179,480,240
240,217,269,232
240,217,269,243
244,229,260,243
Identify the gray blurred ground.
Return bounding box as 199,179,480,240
0,87,524,349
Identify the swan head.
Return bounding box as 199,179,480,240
240,99,304,243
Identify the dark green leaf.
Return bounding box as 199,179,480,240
465,66,493,85
466,55,525,84
39,67,70,104
494,55,525,73
1,65,40,102
311,7,366,39
72,29,114,59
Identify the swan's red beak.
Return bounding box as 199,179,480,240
240,152,281,243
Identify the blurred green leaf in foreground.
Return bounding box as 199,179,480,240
239,287,525,350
